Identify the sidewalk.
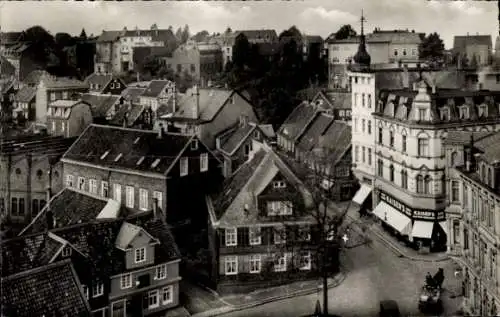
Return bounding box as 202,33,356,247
190,273,345,317
342,201,449,262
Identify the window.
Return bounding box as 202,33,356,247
463,184,468,206
378,128,383,144
78,177,85,190
62,246,72,257
200,153,208,172
89,179,98,195
176,64,182,73
66,174,74,187
377,159,383,177
139,188,149,210
153,191,163,209
401,170,408,189
32,199,39,215
190,64,196,73
389,131,394,147
191,140,198,150
459,106,470,119
274,227,286,244
419,109,426,121
126,186,134,208
424,176,431,194
362,93,365,107
389,165,394,182
362,146,365,163
11,198,17,216
417,175,424,194
273,181,286,188
135,247,146,263
51,121,56,132
451,181,459,202
155,264,167,280
353,93,358,107
274,254,287,272
441,108,450,121
354,146,359,162
120,274,132,289
450,152,457,167
148,290,159,309
50,92,56,101
394,49,398,56
367,121,371,134
162,286,173,304
224,256,238,275
180,157,188,176
101,181,109,197
62,91,68,99
61,122,65,133
478,105,488,117
367,94,372,108
113,183,122,202
368,148,372,165
300,251,311,270
362,119,365,133
92,282,104,298
418,138,429,157
267,201,293,216
402,135,407,152
354,119,358,132
225,228,237,246
249,254,261,273
249,227,261,245
412,49,417,56
244,144,251,156
82,285,89,300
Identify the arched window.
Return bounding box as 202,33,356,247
401,170,408,189
424,176,431,194
417,175,424,193
451,152,457,167
389,165,394,182
367,121,372,135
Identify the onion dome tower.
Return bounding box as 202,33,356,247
353,10,371,69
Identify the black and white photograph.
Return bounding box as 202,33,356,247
0,0,499,316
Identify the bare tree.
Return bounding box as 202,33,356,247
269,145,371,316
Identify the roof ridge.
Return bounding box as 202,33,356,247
2,258,72,280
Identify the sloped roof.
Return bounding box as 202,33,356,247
115,222,144,250
258,124,275,139
474,131,500,163
278,101,319,141
0,31,23,44
368,31,423,44
323,91,352,109
0,135,76,157
296,113,334,152
234,29,278,41
170,88,233,121
121,86,146,103
14,86,36,103
110,103,146,127
444,131,493,145
96,30,123,43
20,187,126,235
62,124,195,175
219,123,255,155
142,80,173,98
1,261,91,317
375,70,421,90
304,35,324,43
316,121,352,164
0,55,16,77
453,35,492,52
22,69,51,86
80,93,120,118
84,73,112,91
43,76,88,89
49,99,84,108
210,146,313,226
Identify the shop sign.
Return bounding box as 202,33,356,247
379,191,445,221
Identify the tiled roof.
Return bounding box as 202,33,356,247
210,145,313,226
0,135,76,156
141,80,174,98
121,86,146,103
0,31,23,44
170,88,233,121
80,93,120,118
62,124,194,174
219,123,255,155
115,222,144,250
124,29,177,44
445,131,493,144
0,55,16,77
22,69,51,86
453,35,492,52
133,46,174,63
375,70,421,90
234,29,278,41
473,132,500,163
1,261,91,317
49,99,82,108
421,70,467,90
43,76,88,89
258,124,276,139
304,35,324,43
135,218,181,263
323,91,351,109
84,73,112,91
110,103,145,126
316,121,352,164
278,101,318,141
14,86,36,103
2,233,64,276
368,31,423,44
96,30,123,43
20,187,118,235
296,113,334,152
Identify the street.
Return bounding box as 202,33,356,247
225,229,462,317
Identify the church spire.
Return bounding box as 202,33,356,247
353,10,371,68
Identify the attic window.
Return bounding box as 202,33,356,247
478,105,488,117
273,181,286,188
114,153,123,162
191,139,198,150
100,150,110,160
151,158,161,168
136,156,145,165
61,246,72,257
134,137,141,144
459,106,470,119
440,108,450,121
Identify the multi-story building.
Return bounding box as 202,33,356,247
157,86,258,149
94,25,178,74
84,73,127,95
220,30,278,66
0,135,76,225
443,131,500,316
12,85,36,123
46,100,93,137
453,34,492,67
80,93,125,123
138,80,176,119
60,124,222,225
215,117,275,177
2,42,40,82
205,142,320,293
35,76,89,125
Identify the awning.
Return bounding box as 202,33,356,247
411,221,434,239
439,221,448,236
373,202,412,235
352,184,371,205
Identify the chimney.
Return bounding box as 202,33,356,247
402,64,409,89
158,123,164,139
193,85,200,119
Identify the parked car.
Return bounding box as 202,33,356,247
379,300,400,317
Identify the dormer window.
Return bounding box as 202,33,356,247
136,156,145,165
273,181,286,189
478,105,488,117
134,247,146,263
418,108,427,121
100,150,110,160
134,137,140,144
151,158,161,168
114,153,123,162
190,139,198,150
440,107,450,121
61,246,72,257
253,130,260,139
459,106,470,119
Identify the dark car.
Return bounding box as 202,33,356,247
379,300,400,317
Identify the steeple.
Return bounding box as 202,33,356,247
353,10,371,68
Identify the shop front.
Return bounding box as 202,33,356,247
352,183,373,217
372,191,447,252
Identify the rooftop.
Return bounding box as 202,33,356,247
48,99,85,108
141,79,175,98
14,85,36,103
42,76,88,90
0,135,76,157
296,113,334,152
453,35,492,51
80,93,121,118
168,88,233,122
278,101,319,141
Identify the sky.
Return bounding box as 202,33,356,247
0,0,497,49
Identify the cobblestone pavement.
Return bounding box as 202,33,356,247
226,228,463,317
